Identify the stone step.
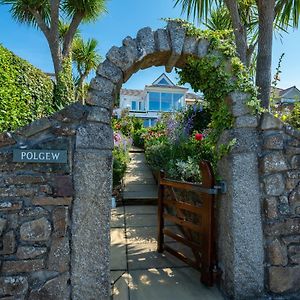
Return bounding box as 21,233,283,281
124,177,156,185
122,198,158,205
124,171,154,178
123,190,158,200
129,153,147,159
124,184,158,193
129,146,145,153
126,164,151,171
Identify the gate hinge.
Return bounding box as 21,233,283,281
213,181,227,194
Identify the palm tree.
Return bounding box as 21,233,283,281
174,0,300,108
1,0,106,82
72,37,101,103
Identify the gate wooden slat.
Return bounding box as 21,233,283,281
163,198,206,216
157,160,218,287
164,244,200,271
160,178,215,194
163,213,203,233
163,229,202,251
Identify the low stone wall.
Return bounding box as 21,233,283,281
0,103,87,299
260,113,300,297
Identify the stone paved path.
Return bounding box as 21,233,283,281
110,205,224,300
122,148,158,204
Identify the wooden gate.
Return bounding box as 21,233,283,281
157,161,219,286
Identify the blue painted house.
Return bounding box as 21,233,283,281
117,73,200,126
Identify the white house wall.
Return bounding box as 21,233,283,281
120,94,146,110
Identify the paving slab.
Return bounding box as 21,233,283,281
126,225,182,244
127,163,150,170
124,184,158,193
112,206,125,215
111,272,130,300
125,205,157,215
125,170,154,177
125,213,158,227
124,177,156,185
128,267,224,300
127,242,189,270
123,191,157,200
126,227,158,244
129,152,146,158
111,228,127,271
111,213,125,228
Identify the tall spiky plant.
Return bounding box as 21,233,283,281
72,37,101,103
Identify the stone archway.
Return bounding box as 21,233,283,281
72,20,264,299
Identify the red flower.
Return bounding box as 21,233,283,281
195,133,203,141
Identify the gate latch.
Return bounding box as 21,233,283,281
213,181,227,194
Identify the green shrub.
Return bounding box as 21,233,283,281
113,148,129,187
132,127,147,148
0,45,55,132
286,103,300,129
112,131,132,187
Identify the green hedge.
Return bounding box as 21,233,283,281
0,45,55,132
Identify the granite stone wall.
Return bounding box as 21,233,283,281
260,113,300,297
0,103,88,299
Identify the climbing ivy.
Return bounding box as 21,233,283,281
53,56,75,110
164,19,261,145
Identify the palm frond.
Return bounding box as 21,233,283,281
204,6,232,30
62,0,107,22
275,0,300,28
72,36,101,78
0,0,50,28
173,0,217,22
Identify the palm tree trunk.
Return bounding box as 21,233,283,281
48,37,62,80
224,0,248,65
256,0,276,109
76,74,87,104
29,8,62,81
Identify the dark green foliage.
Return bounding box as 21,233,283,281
0,44,54,132
112,148,129,187
183,103,212,133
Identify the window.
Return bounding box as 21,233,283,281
131,101,137,110
143,118,157,127
138,101,143,111
157,78,170,85
149,92,160,111
150,119,157,126
148,92,184,112
173,94,183,110
161,93,172,111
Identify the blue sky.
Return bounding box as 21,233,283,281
0,0,299,90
